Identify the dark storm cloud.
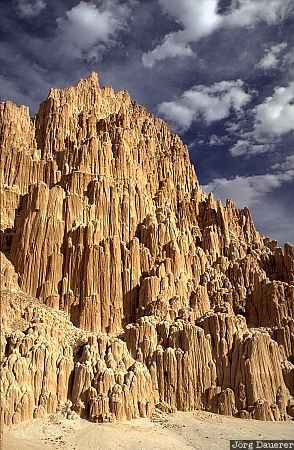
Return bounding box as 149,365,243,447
0,0,293,243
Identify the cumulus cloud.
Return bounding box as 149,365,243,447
143,0,220,67
56,1,130,60
142,0,220,67
254,82,294,137
143,0,294,66
158,0,221,37
256,42,287,70
15,0,46,18
228,82,294,158
158,80,251,131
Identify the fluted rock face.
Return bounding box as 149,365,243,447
1,73,293,425
0,292,154,425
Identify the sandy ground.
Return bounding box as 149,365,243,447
2,410,294,450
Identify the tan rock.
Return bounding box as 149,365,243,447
1,73,293,426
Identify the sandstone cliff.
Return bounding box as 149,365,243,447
1,73,293,425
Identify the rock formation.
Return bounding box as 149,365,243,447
1,73,293,426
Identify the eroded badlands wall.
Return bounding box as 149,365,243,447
1,73,293,424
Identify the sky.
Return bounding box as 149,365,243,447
1,0,293,244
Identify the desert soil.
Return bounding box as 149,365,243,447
2,410,294,450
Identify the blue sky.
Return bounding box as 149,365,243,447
1,0,293,243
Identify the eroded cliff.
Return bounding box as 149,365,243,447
1,73,293,425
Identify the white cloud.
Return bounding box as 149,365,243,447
158,102,194,131
158,80,251,131
256,42,287,70
209,134,230,146
229,139,270,157
228,82,294,158
272,154,294,171
142,34,193,68
203,166,294,243
283,48,294,77
15,0,46,18
56,1,129,58
255,82,294,137
203,171,293,208
225,0,293,28
143,0,294,66
158,0,221,37
143,0,220,67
